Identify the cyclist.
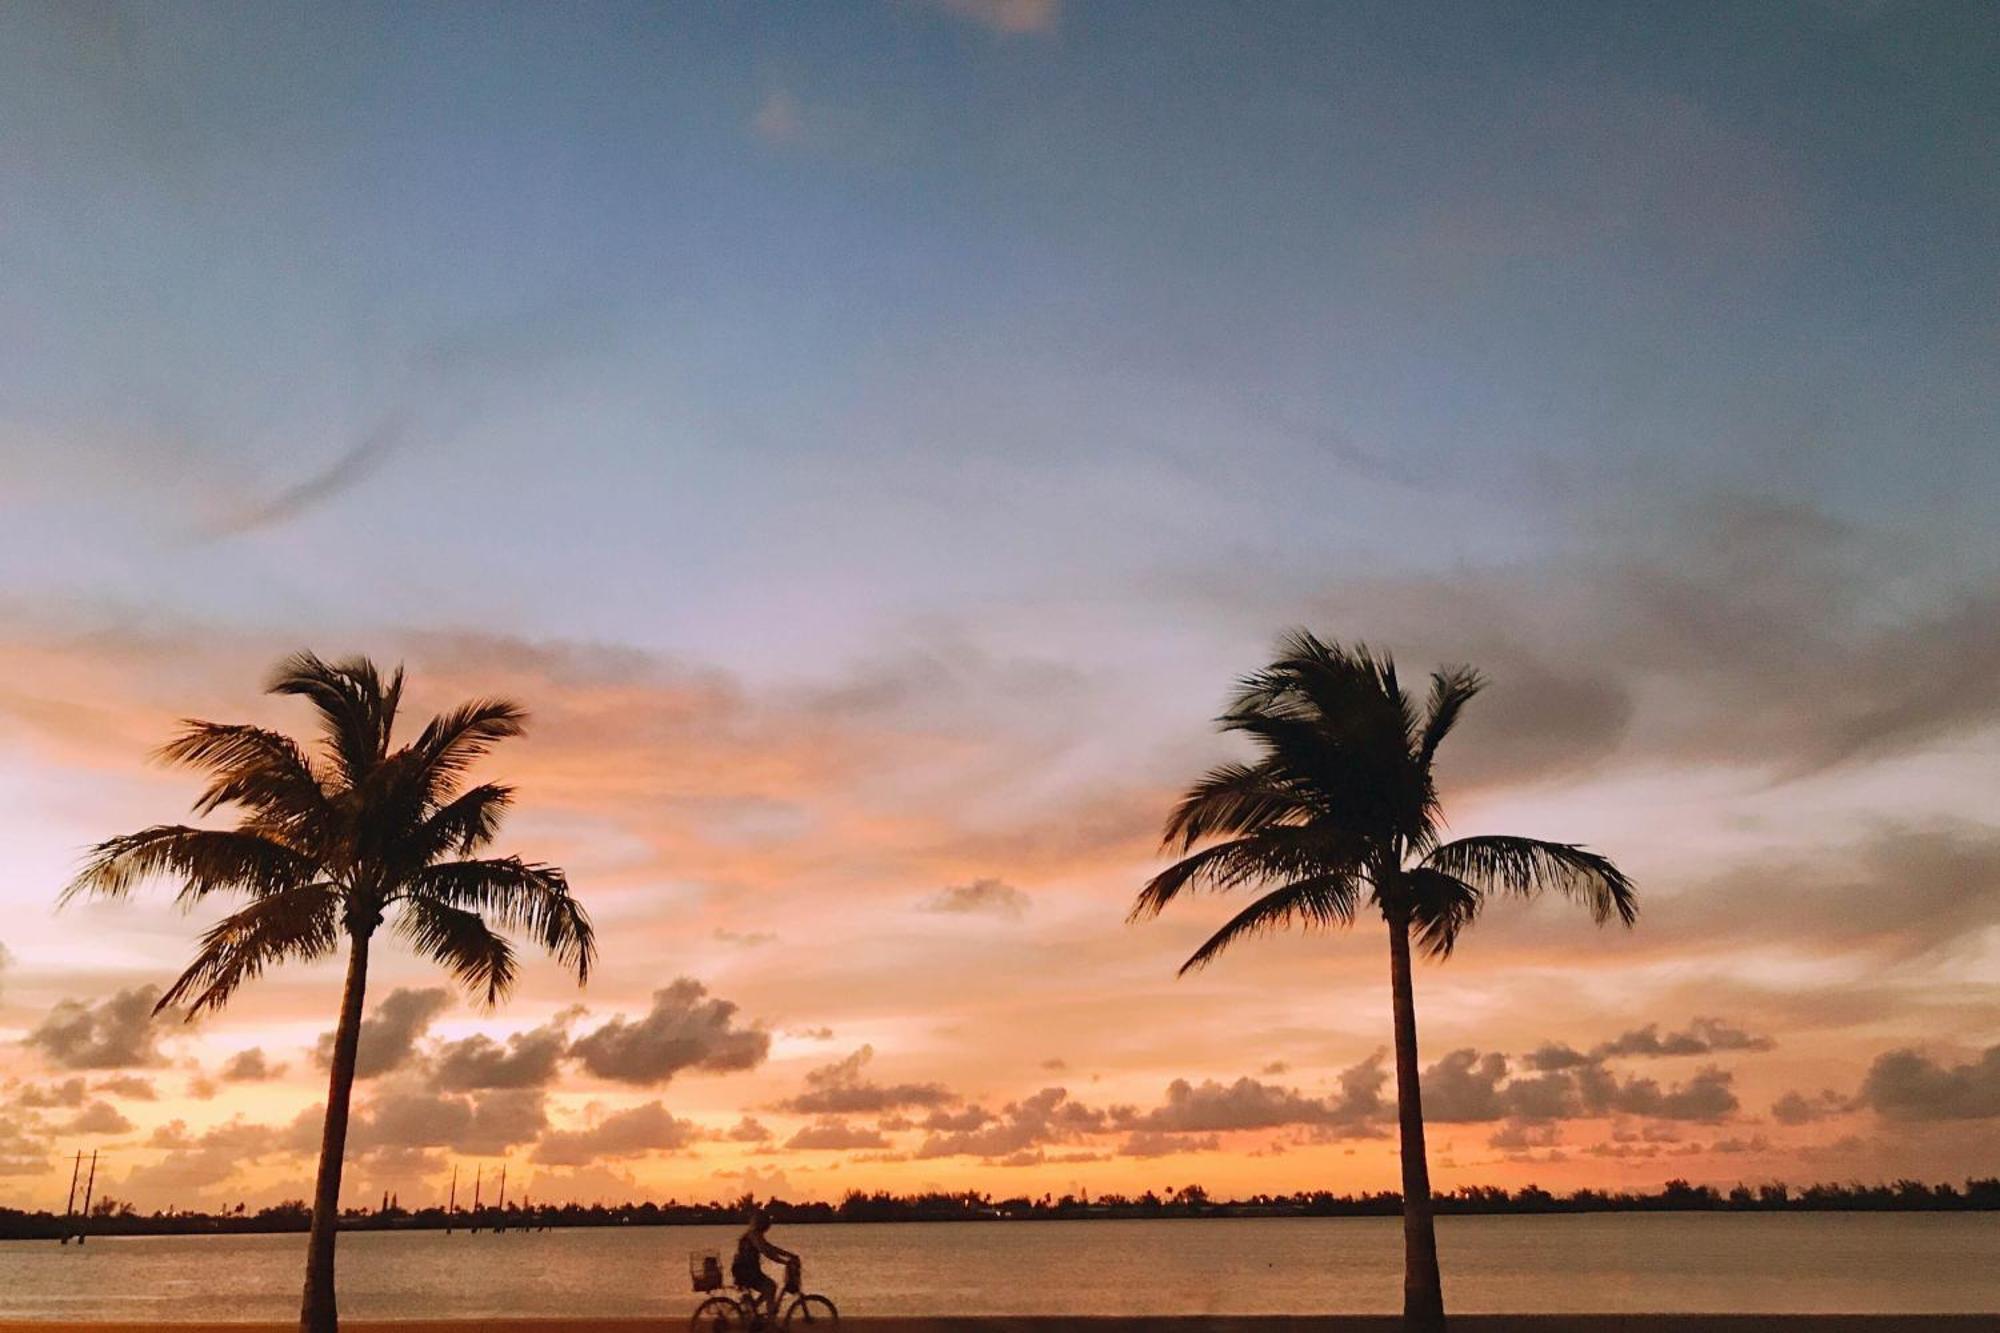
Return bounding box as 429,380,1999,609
731,1206,798,1322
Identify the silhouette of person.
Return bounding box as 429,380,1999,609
732,1206,797,1320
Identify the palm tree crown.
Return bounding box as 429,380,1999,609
64,651,594,1014
1130,629,1635,965
1130,630,1635,1333
64,644,592,1008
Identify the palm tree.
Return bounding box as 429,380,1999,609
64,653,594,1333
1129,631,1635,1332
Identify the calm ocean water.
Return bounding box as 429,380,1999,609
1,1215,1995,1321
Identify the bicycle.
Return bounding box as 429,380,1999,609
689,1252,839,1330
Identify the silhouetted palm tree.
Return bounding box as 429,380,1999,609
64,653,593,1333
1130,631,1634,1333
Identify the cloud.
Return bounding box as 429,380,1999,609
26,986,168,1069
1119,1130,1221,1158
532,1102,701,1166
1421,1049,1740,1124
1855,1045,2000,1122
918,0,1059,34
93,1074,157,1100
315,988,451,1080
122,1117,293,1201
219,1048,283,1082
915,1087,1104,1159
1771,1089,1847,1126
1676,827,2000,962
202,412,407,539
61,1100,133,1135
1114,1056,1386,1139
774,1045,956,1114
727,1117,772,1143
918,877,1030,920
1593,1019,1775,1060
784,1118,890,1150
349,1085,548,1156
15,1077,88,1109
568,979,769,1086
430,1019,570,1091
713,927,778,948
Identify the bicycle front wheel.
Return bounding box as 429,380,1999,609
691,1296,751,1331
783,1294,839,1327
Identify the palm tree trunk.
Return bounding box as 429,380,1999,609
300,926,371,1333
1388,912,1446,1332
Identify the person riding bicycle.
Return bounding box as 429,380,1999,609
731,1206,798,1321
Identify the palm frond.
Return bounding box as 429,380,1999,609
1403,867,1483,959
267,652,403,785
1160,761,1316,851
157,883,342,1015
1417,665,1485,769
1423,834,1637,926
409,700,528,800
395,896,518,1004
64,826,314,907
405,856,594,983
409,783,514,862
1130,825,1367,921
157,722,330,827
1178,873,1362,974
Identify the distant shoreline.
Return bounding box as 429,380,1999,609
5,1200,1999,1242
2,1317,1996,1332
7,1176,1996,1242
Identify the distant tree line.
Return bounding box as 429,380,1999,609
3,1176,1995,1240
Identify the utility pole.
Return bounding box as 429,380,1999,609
60,1150,81,1245
76,1151,98,1246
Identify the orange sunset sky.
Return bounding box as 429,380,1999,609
3,1,1998,1212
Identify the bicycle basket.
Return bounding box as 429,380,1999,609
690,1250,725,1292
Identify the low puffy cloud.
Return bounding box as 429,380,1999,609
349,1084,549,1157
1424,1049,1740,1124
1119,1130,1220,1158
93,1074,158,1100
785,1118,890,1150
532,1102,701,1166
315,988,451,1080
1593,1019,1774,1059
26,986,168,1069
1114,1055,1387,1140
726,1117,772,1143
774,1045,956,1114
430,1019,570,1091
0,1109,49,1177
1855,1045,2000,1122
917,878,1030,920
915,1087,1104,1160
128,1117,288,1199
220,1048,283,1082
1771,1089,1847,1126
568,979,768,1086
15,1077,88,1109
64,1100,134,1135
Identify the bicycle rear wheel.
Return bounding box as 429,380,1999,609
691,1296,751,1331
783,1294,838,1327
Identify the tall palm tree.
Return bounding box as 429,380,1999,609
1129,631,1635,1332
64,653,594,1333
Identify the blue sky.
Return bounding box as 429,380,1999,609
0,1,1996,1206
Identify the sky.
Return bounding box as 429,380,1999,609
1,0,1997,1212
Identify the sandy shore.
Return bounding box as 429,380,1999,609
2,1318,1993,1331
